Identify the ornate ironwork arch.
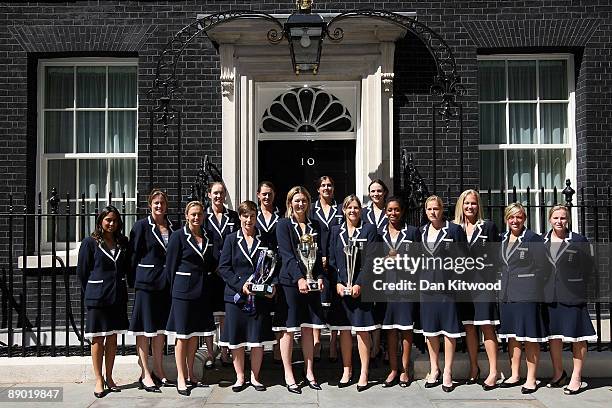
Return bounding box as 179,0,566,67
148,8,465,211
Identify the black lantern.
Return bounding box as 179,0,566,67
285,1,326,75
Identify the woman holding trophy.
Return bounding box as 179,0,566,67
274,186,325,394
218,200,276,392
328,195,379,391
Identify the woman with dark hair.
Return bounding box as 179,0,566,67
362,179,389,234
218,200,277,392
328,194,379,391
274,186,325,394
363,179,389,362
165,201,216,395
379,196,420,388
419,195,467,393
205,181,240,367
77,205,130,398
544,205,596,395
256,181,283,362
309,175,342,361
128,189,175,392
453,189,500,390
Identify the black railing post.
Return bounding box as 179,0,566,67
8,193,14,357
49,188,60,357
526,187,531,230
65,193,71,357
593,187,602,351
80,193,86,357
539,187,545,234
22,202,28,357
36,192,42,357
608,186,612,351
121,191,126,357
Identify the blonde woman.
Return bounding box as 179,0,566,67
498,203,551,394
543,205,596,395
453,190,500,390
273,186,325,394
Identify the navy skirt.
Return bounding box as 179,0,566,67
165,297,216,339
498,302,548,342
460,301,500,326
545,302,597,342
85,301,129,339
381,301,418,331
328,294,378,331
128,289,171,337
272,284,325,332
219,300,276,349
418,296,464,338
207,273,226,316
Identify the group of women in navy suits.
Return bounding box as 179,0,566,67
78,181,597,398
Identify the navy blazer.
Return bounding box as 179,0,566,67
309,199,343,258
276,216,324,286
329,222,378,287
500,227,552,302
543,230,593,305
205,206,239,268
128,215,175,291
257,207,282,252
164,226,213,300
462,219,501,301
420,221,468,294
362,202,389,235
77,237,129,307
218,229,273,303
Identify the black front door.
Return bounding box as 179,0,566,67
258,140,356,214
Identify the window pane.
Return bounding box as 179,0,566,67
540,103,568,144
509,104,536,143
77,111,105,153
508,60,536,100
479,104,506,143
47,202,76,242
478,60,505,101
108,111,136,153
507,150,535,189
109,66,137,108
45,67,74,109
79,159,107,199
538,149,567,189
539,60,567,100
109,159,136,198
44,111,73,153
480,151,504,190
77,67,105,108
47,160,76,198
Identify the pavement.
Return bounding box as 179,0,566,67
1,350,611,408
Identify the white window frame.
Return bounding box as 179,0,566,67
37,57,139,251
477,54,576,229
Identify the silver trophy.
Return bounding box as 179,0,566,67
298,233,321,291
250,249,276,297
343,240,360,296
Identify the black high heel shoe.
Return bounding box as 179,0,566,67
424,370,442,388
466,367,480,385
442,383,454,393
357,383,369,392
563,382,586,395
305,378,322,390
104,380,121,393
151,372,176,387
547,370,568,388
285,383,302,394
176,384,190,396
382,375,398,388
93,389,106,398
138,377,160,393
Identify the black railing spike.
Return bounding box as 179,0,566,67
108,191,113,206
553,186,558,205
562,179,575,207
49,188,59,214
66,193,71,214
189,184,198,202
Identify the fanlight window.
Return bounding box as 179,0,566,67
260,87,354,133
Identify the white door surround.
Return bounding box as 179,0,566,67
205,14,411,207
